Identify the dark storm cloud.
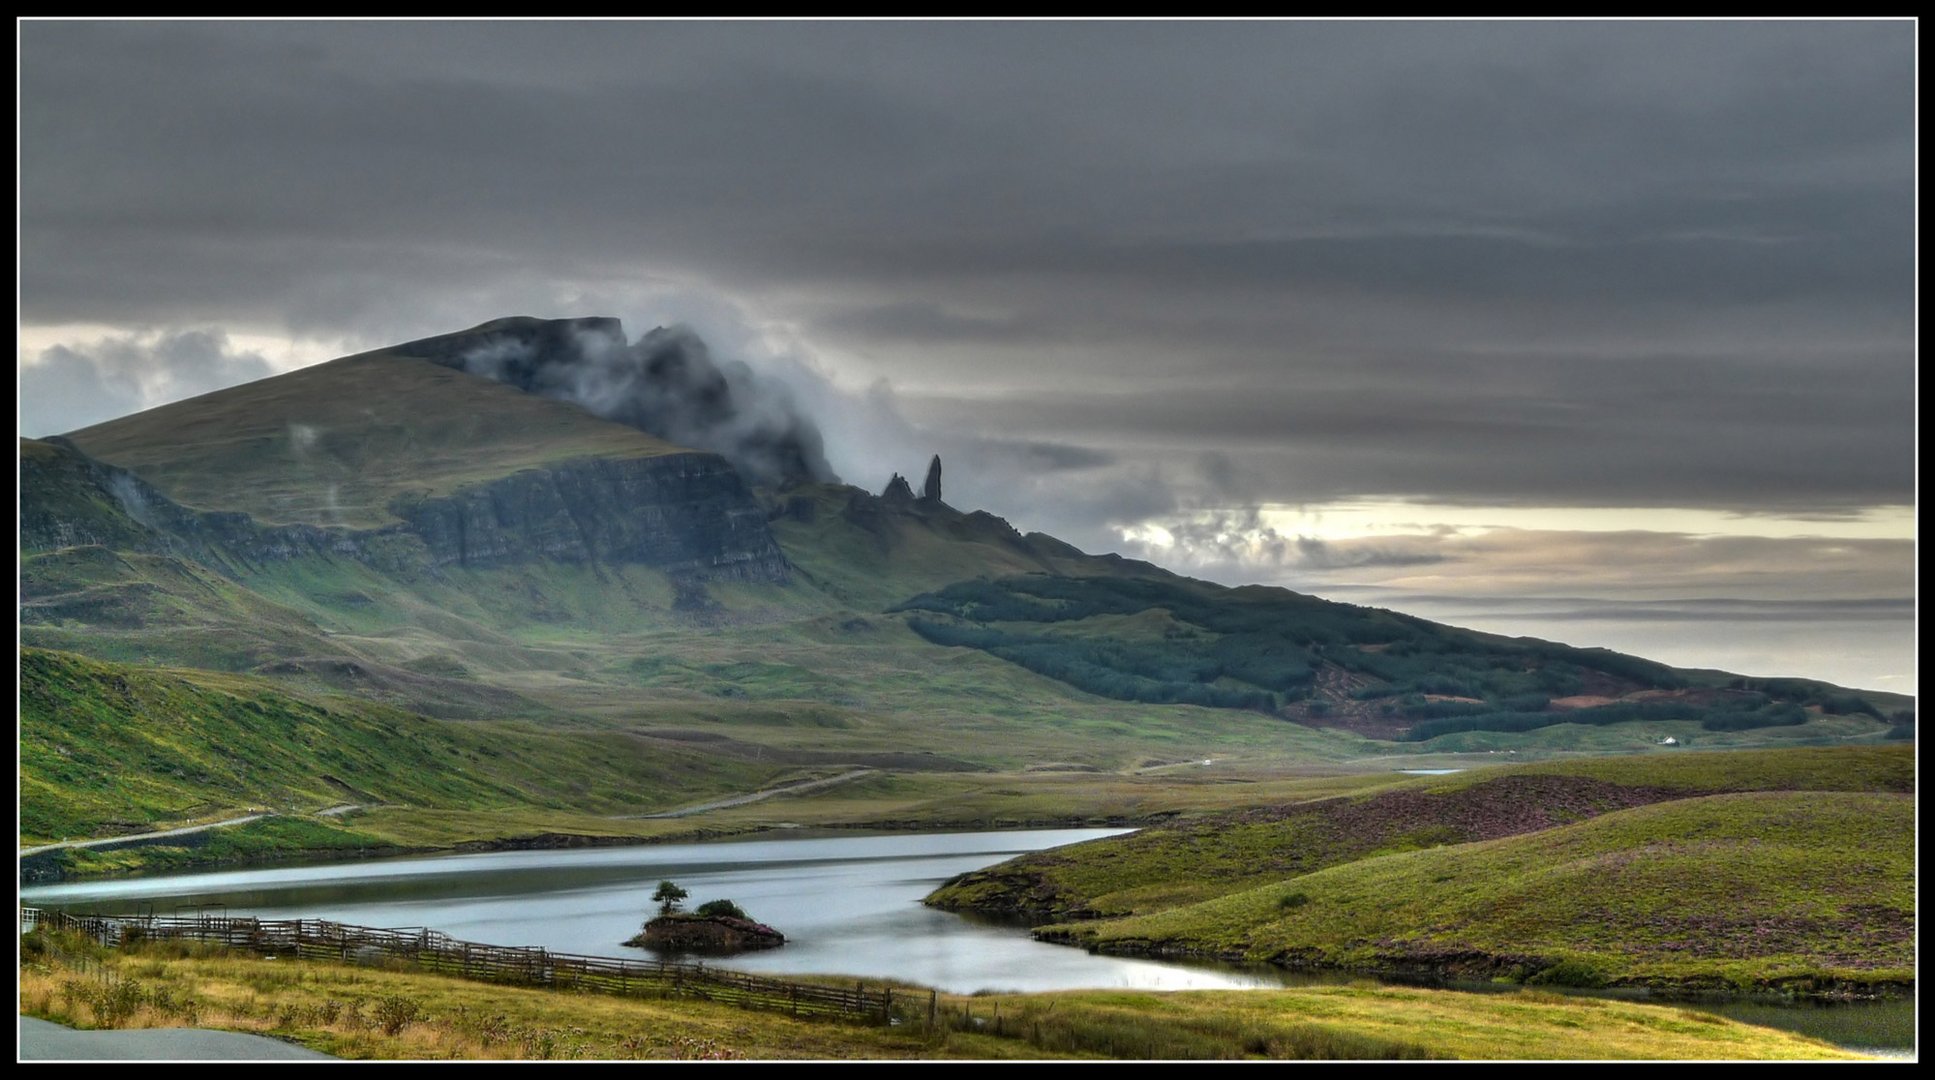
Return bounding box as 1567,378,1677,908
895,336,1913,512
1293,535,1447,571
17,19,1914,519
1120,525,1913,610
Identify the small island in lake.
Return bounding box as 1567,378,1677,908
627,913,787,953
624,881,786,954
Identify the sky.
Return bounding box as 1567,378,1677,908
17,20,1917,694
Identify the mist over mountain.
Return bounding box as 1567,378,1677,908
401,316,838,489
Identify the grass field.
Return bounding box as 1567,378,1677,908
1043,791,1914,997
927,745,1915,920
17,930,1863,1060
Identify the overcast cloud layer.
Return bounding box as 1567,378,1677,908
18,21,1916,690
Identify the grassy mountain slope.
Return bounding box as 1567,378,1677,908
63,337,683,529
19,648,779,846
927,745,1913,920
1043,791,1913,995
21,545,341,670
769,482,1173,612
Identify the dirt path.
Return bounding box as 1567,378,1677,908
18,813,273,857
617,769,877,819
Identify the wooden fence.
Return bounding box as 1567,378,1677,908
23,908,935,1028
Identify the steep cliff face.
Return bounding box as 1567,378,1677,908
20,437,164,552
20,437,361,566
23,437,789,583
396,453,788,581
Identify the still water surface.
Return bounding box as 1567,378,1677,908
21,827,1911,1052
23,828,1283,992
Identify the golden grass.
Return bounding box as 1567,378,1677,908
967,984,1869,1061
17,939,1037,1060
19,933,1864,1061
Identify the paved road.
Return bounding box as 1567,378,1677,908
18,814,272,858
621,769,877,819
18,1016,337,1060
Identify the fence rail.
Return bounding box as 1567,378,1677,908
21,907,930,1027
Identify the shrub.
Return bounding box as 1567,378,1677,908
90,978,147,1024
695,899,748,920
1528,959,1609,989
372,993,422,1036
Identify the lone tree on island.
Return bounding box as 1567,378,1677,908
652,880,689,916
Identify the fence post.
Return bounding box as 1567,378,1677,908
929,990,937,1031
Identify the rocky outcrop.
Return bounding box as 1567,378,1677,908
921,455,943,503
394,454,788,581
625,914,786,954
880,473,915,505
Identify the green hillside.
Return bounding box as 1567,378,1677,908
928,745,1913,920
768,482,1172,612
19,647,777,845
63,331,684,529
895,575,1899,741
1043,791,1913,996
21,545,343,670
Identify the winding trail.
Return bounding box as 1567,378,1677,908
618,769,877,819
18,813,273,858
